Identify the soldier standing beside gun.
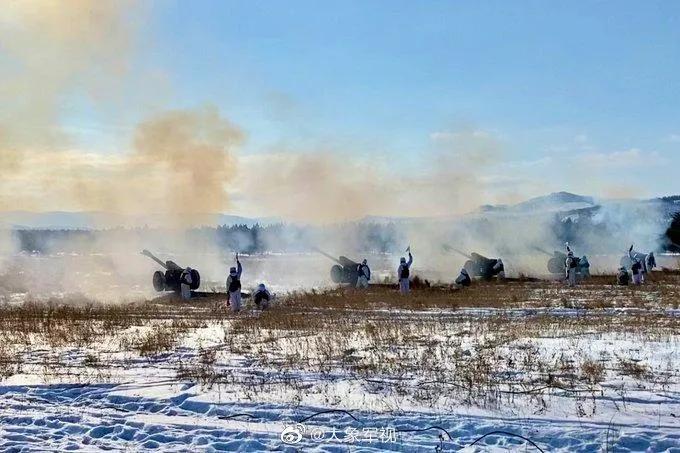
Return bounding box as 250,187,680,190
398,247,414,294
645,252,656,282
565,243,578,287
180,267,193,300
646,252,656,272
579,256,591,279
493,258,505,281
628,245,644,285
356,259,371,289
227,253,243,311
631,259,643,285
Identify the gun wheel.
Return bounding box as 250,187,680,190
190,269,201,290
152,271,166,292
547,258,563,274
330,265,343,283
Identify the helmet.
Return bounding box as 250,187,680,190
229,267,237,274
362,259,367,265
258,283,266,291
400,257,406,263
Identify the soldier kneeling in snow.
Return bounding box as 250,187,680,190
617,267,630,286
253,283,272,310
455,268,471,288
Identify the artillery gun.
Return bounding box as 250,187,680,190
620,248,648,268
535,247,591,276
314,248,360,285
445,246,502,280
534,247,568,274
141,249,200,293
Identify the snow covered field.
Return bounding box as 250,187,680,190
1,273,679,451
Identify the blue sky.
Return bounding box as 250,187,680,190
140,1,680,149
142,1,679,190
3,1,680,217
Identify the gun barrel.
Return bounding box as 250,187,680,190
533,246,553,257
448,246,472,260
312,247,343,265
141,249,168,269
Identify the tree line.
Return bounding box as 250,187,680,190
8,210,679,254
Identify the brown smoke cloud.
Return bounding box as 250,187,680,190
0,108,243,223
241,152,391,223
0,0,136,150
0,1,528,226
0,0,138,208
241,128,508,223
0,2,243,225
122,107,243,222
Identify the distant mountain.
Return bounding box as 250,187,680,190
659,195,680,204
472,192,596,217
512,192,595,213
471,192,680,227
3,192,680,229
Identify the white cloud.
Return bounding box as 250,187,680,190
504,156,553,169
429,129,491,143
575,148,663,168
574,134,589,144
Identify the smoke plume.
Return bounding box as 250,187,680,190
0,0,136,150
120,106,243,224
241,152,391,223
0,2,243,224
241,128,508,223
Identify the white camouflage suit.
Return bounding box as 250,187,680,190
398,253,413,294
226,260,243,312
565,253,577,287
180,268,193,300
356,260,371,289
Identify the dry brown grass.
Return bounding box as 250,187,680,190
580,359,606,384
617,358,650,380
177,347,220,386
0,342,21,379
121,324,177,357
266,282,532,311
0,298,211,364
205,281,679,412
0,279,677,413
